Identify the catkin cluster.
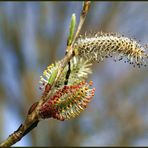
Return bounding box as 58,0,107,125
38,32,148,121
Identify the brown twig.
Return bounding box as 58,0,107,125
64,1,91,85
72,1,91,46
0,1,91,147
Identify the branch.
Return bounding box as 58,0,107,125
0,1,91,147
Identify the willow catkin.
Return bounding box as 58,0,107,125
39,56,92,92
38,81,95,121
74,32,148,67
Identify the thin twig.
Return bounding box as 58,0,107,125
0,1,91,147
64,1,91,85
71,1,91,47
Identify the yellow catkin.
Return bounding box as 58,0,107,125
75,32,148,67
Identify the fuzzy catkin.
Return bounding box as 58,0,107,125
39,56,92,92
74,32,148,67
38,81,95,121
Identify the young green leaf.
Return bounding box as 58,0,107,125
67,13,76,46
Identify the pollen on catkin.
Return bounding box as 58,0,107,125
74,32,148,67
38,81,95,121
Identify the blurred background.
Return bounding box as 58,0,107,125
0,1,148,146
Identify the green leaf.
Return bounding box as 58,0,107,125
48,67,58,85
67,13,76,46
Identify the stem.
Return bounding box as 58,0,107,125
64,1,91,85
0,1,91,147
64,60,71,85
0,119,39,147
72,1,91,46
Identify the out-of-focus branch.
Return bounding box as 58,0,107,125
0,1,91,147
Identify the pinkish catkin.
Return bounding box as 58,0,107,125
38,81,95,121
